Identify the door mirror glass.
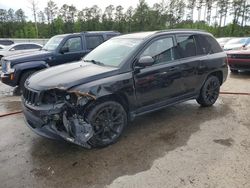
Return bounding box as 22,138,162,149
137,56,154,67
60,46,69,54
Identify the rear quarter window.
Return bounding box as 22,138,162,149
195,35,222,55
86,35,104,50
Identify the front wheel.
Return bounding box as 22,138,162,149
87,101,127,148
19,70,35,94
196,76,220,107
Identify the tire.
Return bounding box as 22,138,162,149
87,101,127,148
196,76,220,107
19,70,35,94
230,69,238,73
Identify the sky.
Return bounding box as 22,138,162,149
0,0,248,25
0,0,159,21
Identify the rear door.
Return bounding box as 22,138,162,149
175,34,205,95
194,34,224,88
84,34,104,54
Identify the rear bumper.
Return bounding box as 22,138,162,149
228,58,250,71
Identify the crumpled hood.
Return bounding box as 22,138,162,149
27,62,119,91
5,50,52,65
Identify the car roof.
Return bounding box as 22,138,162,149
115,29,212,40
10,42,42,46
5,43,42,49
55,31,120,37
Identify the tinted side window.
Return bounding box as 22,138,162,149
205,35,223,53
176,35,197,58
86,36,104,50
141,37,176,64
62,37,82,52
0,40,14,45
195,35,222,54
11,44,26,51
26,44,41,49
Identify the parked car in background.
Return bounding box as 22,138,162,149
1,31,120,92
216,37,234,48
22,30,228,148
224,37,250,51
0,44,6,50
0,39,14,46
0,43,42,60
227,50,250,73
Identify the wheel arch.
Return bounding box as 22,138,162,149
83,92,130,120
17,68,42,85
93,93,129,112
207,70,223,85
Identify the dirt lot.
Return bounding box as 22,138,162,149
0,72,250,188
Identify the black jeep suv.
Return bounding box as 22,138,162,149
1,31,119,92
22,30,228,148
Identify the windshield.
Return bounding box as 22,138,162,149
83,38,143,67
43,36,64,51
227,38,248,45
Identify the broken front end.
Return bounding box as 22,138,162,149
22,86,96,148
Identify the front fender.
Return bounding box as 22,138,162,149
13,61,49,84
68,72,137,110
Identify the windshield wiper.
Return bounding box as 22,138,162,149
83,59,104,66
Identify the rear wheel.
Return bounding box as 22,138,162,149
87,101,127,148
19,70,35,94
196,76,220,107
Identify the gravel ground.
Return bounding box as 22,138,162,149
0,72,250,188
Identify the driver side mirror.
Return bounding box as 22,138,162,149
60,46,69,54
137,56,154,67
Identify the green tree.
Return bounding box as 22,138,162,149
133,0,150,31
187,0,196,21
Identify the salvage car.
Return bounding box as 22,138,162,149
227,50,250,73
22,30,228,148
1,31,120,93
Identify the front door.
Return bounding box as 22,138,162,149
53,36,86,66
134,35,186,108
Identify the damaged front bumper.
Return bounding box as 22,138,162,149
21,99,94,149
